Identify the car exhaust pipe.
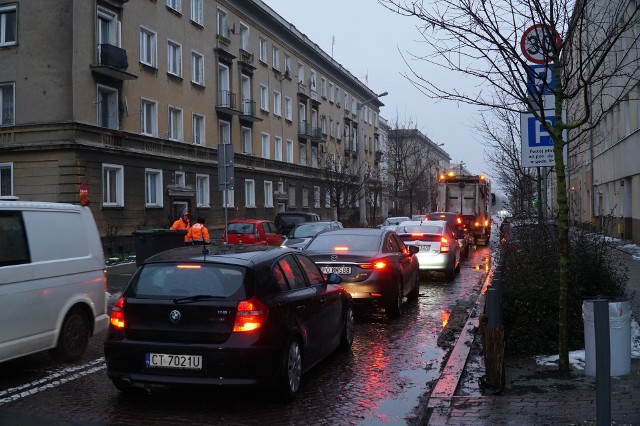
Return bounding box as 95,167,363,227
372,300,379,307
121,377,132,386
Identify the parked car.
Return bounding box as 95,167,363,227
378,216,410,231
274,212,321,235
223,219,284,246
281,221,343,250
104,245,354,400
425,211,470,257
395,220,461,282
0,200,109,364
411,214,426,221
303,228,419,318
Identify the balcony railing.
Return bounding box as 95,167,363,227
298,121,311,137
344,138,357,153
99,44,128,70
217,90,237,109
311,127,323,140
297,82,308,97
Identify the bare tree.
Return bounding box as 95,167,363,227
380,0,640,373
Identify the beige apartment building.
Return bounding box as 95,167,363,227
0,0,385,246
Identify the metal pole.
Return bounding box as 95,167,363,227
357,105,367,226
594,299,611,426
223,143,229,245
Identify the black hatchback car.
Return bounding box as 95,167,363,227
104,245,353,401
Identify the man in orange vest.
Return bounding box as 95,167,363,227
187,216,210,245
170,211,191,243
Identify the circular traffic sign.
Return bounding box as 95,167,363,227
520,24,561,64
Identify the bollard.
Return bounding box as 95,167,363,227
487,287,499,327
593,299,611,426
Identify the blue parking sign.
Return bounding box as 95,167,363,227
527,115,554,147
526,64,555,97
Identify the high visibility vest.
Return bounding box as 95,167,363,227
170,219,191,242
187,223,210,243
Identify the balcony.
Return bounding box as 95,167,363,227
344,138,357,155
91,44,137,80
216,90,239,115
311,127,323,141
239,99,262,123
298,121,311,138
297,82,309,101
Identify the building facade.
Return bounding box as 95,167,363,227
0,0,385,245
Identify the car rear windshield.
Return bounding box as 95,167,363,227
396,224,443,234
280,216,310,227
128,263,246,299
291,223,330,238
227,223,256,234
306,234,380,252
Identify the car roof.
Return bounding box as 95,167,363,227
398,220,447,229
228,218,271,224
143,245,293,266
276,212,319,217
318,227,388,236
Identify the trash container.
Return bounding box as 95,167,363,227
582,299,631,376
133,229,187,266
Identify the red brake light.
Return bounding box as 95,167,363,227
360,260,388,270
475,221,480,227
484,220,489,227
233,298,266,332
110,297,125,329
456,218,462,224
440,237,450,253
411,233,424,237
334,246,349,251
177,264,201,269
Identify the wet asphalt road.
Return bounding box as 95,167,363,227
0,245,491,425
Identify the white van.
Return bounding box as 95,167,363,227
0,201,108,363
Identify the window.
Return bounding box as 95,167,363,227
297,63,305,84
284,54,291,76
0,5,17,46
321,77,327,98
285,97,293,121
241,127,252,154
145,169,163,207
273,91,282,116
299,142,307,166
260,84,269,111
309,70,317,98
288,185,296,207
245,179,256,208
167,40,182,77
97,8,119,49
196,174,210,207
261,133,270,159
223,189,234,208
0,162,12,196
329,82,334,103
239,23,249,50
166,0,181,13
97,85,118,129
175,171,185,188
139,27,157,67
217,7,228,38
259,37,267,63
272,46,280,70
218,63,230,106
311,146,318,168
336,122,341,140
103,164,124,207
325,190,331,208
191,51,204,85
0,83,14,126
190,0,203,25
344,92,350,111
314,186,321,208
302,188,309,207
286,139,293,163
219,119,231,144
264,181,273,207
335,87,341,106
274,136,283,161
141,99,157,136
321,116,327,135
192,114,205,145
168,107,183,141
330,117,335,137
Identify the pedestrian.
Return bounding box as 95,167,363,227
187,216,210,245
170,211,191,244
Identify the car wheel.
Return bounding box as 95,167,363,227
407,273,419,301
386,282,403,318
444,262,455,282
464,244,470,257
50,307,89,362
277,339,302,401
112,378,137,393
339,306,355,351
455,254,461,273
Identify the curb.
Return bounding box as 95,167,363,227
427,268,493,409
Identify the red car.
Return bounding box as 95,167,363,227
223,219,284,246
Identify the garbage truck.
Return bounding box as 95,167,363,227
436,172,495,245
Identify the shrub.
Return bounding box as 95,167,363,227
500,221,628,355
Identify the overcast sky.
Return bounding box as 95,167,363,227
263,0,492,179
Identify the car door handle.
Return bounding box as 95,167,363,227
296,305,306,312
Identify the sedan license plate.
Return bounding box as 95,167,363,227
146,353,203,370
321,266,351,275
416,244,431,252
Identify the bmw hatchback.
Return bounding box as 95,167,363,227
104,245,353,400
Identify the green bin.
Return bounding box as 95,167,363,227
133,229,187,266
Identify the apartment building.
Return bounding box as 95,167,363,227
0,0,385,244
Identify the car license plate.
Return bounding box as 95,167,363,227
417,244,430,252
321,266,351,275
145,353,203,370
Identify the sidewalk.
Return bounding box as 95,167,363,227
427,240,640,425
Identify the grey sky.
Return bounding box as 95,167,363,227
263,0,490,178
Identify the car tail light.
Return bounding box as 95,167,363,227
456,217,462,225
255,230,261,242
474,221,480,227
411,233,424,237
233,298,266,332
484,220,489,227
110,297,125,329
361,260,388,270
334,246,349,251
440,237,450,253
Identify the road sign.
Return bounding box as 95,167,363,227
520,110,567,167
520,24,561,65
526,64,556,108
217,143,234,191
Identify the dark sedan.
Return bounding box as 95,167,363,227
104,245,353,401
281,220,343,251
303,228,419,318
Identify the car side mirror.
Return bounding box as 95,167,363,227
408,246,419,255
325,272,342,284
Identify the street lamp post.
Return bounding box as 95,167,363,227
357,91,388,226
